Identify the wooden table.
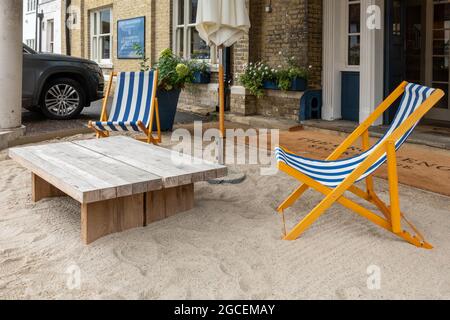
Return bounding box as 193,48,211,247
9,136,227,244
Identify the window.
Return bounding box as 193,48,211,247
47,20,54,53
173,0,216,62
90,8,112,65
347,0,361,66
26,39,35,50
27,0,37,13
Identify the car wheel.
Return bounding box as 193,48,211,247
40,78,86,120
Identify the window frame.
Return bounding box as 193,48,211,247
90,8,113,66
172,0,217,65
47,19,55,53
346,0,361,68
27,0,36,13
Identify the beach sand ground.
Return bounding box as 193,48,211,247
0,133,449,300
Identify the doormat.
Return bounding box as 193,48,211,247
278,130,450,197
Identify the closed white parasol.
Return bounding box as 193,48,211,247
196,0,251,139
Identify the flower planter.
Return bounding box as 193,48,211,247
154,88,182,132
192,71,211,84
263,80,279,90
290,77,308,91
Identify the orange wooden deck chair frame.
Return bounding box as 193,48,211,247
275,82,444,249
88,70,161,144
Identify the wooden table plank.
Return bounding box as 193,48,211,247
74,137,227,188
9,142,162,203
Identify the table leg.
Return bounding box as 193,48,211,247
146,184,194,224
81,194,145,245
32,173,66,202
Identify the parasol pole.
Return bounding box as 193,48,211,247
218,44,225,138
218,45,226,165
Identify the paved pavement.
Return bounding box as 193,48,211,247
22,99,207,137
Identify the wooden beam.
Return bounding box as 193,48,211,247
146,184,194,224
32,173,66,202
81,194,145,245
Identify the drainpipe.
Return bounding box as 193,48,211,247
35,0,40,51
65,0,72,55
223,47,232,111
37,10,44,53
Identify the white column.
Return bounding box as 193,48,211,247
359,0,384,125
0,0,23,131
322,0,339,121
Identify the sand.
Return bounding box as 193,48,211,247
0,134,449,300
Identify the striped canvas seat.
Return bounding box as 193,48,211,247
91,71,158,133
276,83,435,187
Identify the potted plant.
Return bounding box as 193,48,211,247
189,60,211,84
276,55,310,92
129,47,191,131
239,62,274,98
262,66,278,90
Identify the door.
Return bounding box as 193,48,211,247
426,0,450,122
341,71,360,122
385,0,425,123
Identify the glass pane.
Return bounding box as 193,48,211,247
190,27,209,59
100,9,111,34
434,3,450,30
432,83,449,109
92,37,98,60
392,0,401,36
176,28,184,57
433,56,449,82
433,38,449,56
348,3,361,34
100,36,111,60
348,35,360,65
93,12,98,36
190,0,198,24
178,0,185,25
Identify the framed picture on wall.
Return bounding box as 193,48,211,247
117,16,145,59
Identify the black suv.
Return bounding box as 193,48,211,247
23,44,104,120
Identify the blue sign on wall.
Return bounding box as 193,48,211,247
117,16,145,59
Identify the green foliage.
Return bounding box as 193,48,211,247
132,43,150,72
154,48,193,91
239,62,275,98
188,60,211,74
239,53,311,96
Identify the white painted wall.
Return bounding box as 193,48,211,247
322,0,385,125
23,0,37,49
22,0,63,54
39,0,63,54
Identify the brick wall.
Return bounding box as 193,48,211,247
65,0,323,121
230,0,323,119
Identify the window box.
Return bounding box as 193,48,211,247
290,77,308,91
192,71,211,84
263,78,307,91
263,80,279,90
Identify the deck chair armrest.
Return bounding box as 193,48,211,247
100,72,116,122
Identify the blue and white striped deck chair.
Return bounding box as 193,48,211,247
275,82,444,249
89,70,161,144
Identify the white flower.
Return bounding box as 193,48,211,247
278,51,282,55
